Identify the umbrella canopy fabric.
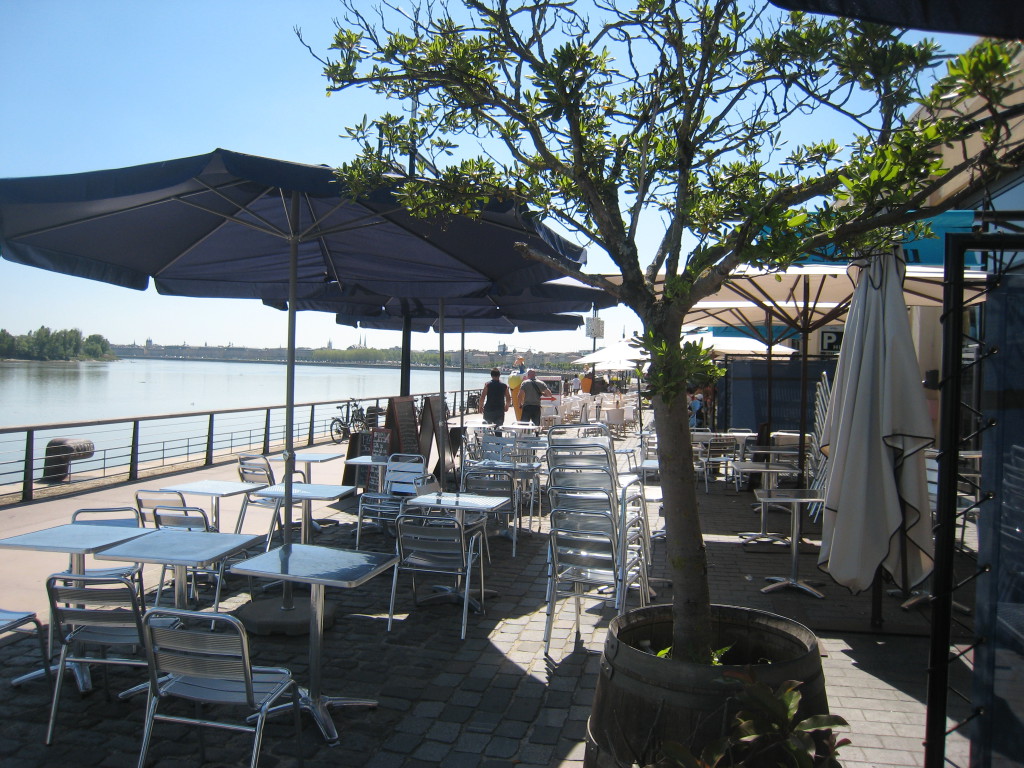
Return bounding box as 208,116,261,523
334,309,583,333
817,252,935,594
768,0,1024,41
680,331,796,357
572,339,650,370
0,148,586,300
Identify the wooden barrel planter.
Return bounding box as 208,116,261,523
584,603,828,767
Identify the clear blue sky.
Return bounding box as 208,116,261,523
0,2,972,355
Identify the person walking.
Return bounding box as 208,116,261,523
517,369,551,425
481,368,512,426
570,374,581,394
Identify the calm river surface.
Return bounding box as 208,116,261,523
0,359,491,427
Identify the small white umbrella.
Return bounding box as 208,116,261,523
680,331,796,357
818,250,935,595
572,339,650,371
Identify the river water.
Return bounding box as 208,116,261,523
0,358,492,428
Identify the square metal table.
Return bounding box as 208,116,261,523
230,544,397,745
0,523,153,690
254,483,357,544
753,488,826,598
96,529,262,609
159,479,267,531
267,451,347,484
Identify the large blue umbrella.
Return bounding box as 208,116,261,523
0,148,589,546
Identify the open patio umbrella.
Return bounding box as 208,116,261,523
817,251,935,606
0,148,588,535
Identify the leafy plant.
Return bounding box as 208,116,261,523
650,674,850,768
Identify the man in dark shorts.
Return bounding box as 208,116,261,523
481,368,512,426
516,369,551,425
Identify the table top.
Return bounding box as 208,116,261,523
96,529,261,567
255,483,358,501
231,544,397,589
160,479,267,497
733,461,799,473
0,523,151,555
470,459,543,472
754,488,825,504
345,454,391,466
406,492,510,512
267,452,347,464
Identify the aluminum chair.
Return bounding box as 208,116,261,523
235,458,287,549
355,453,426,549
44,574,152,745
544,503,650,657
66,506,147,601
698,438,739,493
137,608,303,768
0,608,51,690
389,514,484,640
461,467,518,556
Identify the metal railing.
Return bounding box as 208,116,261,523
0,390,472,504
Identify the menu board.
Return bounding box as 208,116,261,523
386,396,420,455
419,395,455,485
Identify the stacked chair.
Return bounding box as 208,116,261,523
543,426,651,656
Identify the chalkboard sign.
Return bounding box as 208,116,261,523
367,428,391,490
419,395,455,485
386,396,419,455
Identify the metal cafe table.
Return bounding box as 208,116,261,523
267,450,347,484
0,522,153,690
754,487,826,598
96,528,261,609
231,544,398,745
254,482,357,544
159,479,267,531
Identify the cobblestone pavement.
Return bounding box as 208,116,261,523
0,437,976,767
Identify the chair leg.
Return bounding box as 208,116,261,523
45,645,70,745
136,693,159,767
387,563,400,632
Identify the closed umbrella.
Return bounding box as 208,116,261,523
817,250,935,599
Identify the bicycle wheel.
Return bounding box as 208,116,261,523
330,419,349,443
350,418,367,435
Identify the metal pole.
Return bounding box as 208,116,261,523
798,277,810,484
280,191,302,611
400,316,412,397
923,234,967,768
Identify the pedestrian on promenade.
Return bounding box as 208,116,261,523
570,374,581,394
517,369,551,425
481,368,512,426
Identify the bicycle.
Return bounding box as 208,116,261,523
330,400,367,443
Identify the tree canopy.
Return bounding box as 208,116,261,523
306,0,1023,660
0,327,113,361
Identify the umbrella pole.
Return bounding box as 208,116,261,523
766,311,774,436
400,316,412,396
797,278,810,485
282,191,300,611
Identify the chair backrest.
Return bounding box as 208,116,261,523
45,574,145,648
413,473,443,495
384,454,427,495
479,434,516,461
135,491,187,526
461,468,515,498
704,438,736,459
238,453,276,482
152,505,213,532
238,457,275,487
141,608,258,708
71,506,143,528
395,514,475,571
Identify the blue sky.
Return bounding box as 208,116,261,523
0,2,972,355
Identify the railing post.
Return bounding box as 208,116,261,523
205,413,215,465
22,429,34,502
263,409,272,454
307,404,315,446
129,420,140,480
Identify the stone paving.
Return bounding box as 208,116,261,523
0,436,977,767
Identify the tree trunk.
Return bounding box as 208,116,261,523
651,393,714,663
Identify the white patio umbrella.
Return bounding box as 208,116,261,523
679,331,796,357
818,250,935,596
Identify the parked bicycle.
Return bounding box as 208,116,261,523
330,400,367,443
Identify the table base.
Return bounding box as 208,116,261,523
12,661,91,692
419,585,496,612
762,575,825,598
262,688,378,746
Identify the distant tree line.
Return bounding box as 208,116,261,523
0,326,114,361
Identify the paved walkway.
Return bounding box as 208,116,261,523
0,431,975,767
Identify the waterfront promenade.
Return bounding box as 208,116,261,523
0,429,975,767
